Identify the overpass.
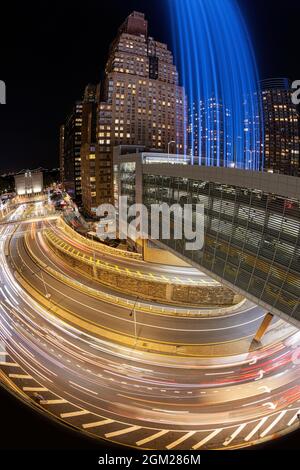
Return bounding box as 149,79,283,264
115,151,300,327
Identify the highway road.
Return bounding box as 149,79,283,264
0,204,300,450
8,222,289,348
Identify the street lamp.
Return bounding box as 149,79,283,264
129,296,139,343
167,140,176,163
40,270,51,299
26,266,51,299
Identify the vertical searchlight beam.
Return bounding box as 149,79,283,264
168,0,263,170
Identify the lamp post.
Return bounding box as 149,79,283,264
39,270,51,299
129,297,139,343
167,141,176,163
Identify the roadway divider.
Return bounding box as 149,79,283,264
57,217,142,260
42,228,243,308
23,231,246,318
13,268,251,357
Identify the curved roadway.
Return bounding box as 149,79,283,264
0,206,300,450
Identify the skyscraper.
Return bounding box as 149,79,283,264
81,11,186,215
61,84,98,201
59,125,65,184
261,78,300,176
188,98,232,166
80,84,99,212
62,101,83,200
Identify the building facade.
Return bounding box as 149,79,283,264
14,170,43,196
61,84,98,202
62,101,83,199
261,78,300,176
81,11,187,215
59,125,65,184
115,151,300,326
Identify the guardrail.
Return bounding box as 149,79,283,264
43,228,243,308
57,216,142,261
24,231,245,318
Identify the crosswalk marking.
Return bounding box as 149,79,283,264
260,411,287,438
223,423,247,446
40,399,67,405
61,410,90,419
244,417,268,442
192,429,222,450
166,431,196,450
136,430,169,447
82,419,114,429
105,425,141,439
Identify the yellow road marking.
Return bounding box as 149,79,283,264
9,373,32,379
105,425,141,438
166,431,196,449
40,399,67,405
60,410,89,418
136,430,169,447
82,419,114,429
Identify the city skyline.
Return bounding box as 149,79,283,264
1,0,300,460
0,0,300,172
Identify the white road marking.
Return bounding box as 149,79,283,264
223,423,247,446
192,429,222,450
69,381,98,395
260,411,287,438
205,371,234,376
244,417,268,442
288,410,300,426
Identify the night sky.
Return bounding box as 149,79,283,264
0,0,299,173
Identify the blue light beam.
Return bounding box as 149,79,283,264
168,0,264,170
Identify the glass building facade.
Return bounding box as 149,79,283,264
142,173,300,323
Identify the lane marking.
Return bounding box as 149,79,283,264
244,417,268,442
82,419,114,429
9,373,32,379
223,423,247,446
166,431,196,450
40,399,67,405
105,425,141,439
69,381,98,395
136,430,169,447
22,387,48,392
260,411,287,438
60,410,90,419
0,362,19,367
205,371,234,376
288,410,300,426
192,429,222,449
